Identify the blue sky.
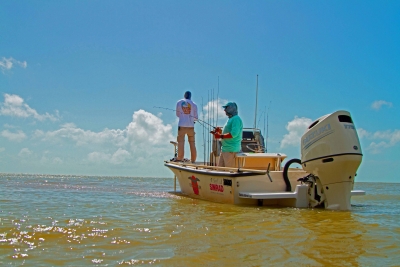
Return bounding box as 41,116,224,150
0,1,399,182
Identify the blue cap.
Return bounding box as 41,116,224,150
222,102,236,108
184,91,191,99
222,102,238,117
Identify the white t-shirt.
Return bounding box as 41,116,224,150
176,98,198,127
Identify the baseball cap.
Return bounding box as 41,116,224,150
222,102,236,108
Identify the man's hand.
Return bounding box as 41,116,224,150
213,132,222,139
212,132,233,139
210,127,222,135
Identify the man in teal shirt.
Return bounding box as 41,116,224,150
212,102,243,167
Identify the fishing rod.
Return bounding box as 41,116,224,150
153,106,218,129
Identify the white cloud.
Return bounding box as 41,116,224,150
0,57,27,73
359,129,400,153
356,128,370,139
0,147,5,153
34,122,127,147
126,109,174,146
201,98,227,126
4,124,17,128
88,148,131,165
53,157,63,164
1,129,27,142
18,148,32,157
35,109,174,148
0,94,59,121
367,141,389,154
35,109,175,166
37,151,64,165
88,151,112,163
111,148,131,164
371,100,393,110
279,119,400,153
280,116,312,148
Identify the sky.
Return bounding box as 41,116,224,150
0,0,399,182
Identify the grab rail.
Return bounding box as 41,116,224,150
166,162,267,174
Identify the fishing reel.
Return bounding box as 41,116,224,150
210,127,222,135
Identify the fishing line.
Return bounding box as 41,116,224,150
153,106,218,129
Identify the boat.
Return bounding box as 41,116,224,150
165,110,365,210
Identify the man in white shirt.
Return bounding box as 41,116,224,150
175,91,198,162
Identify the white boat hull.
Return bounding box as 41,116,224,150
166,162,310,207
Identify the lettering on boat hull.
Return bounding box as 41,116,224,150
210,177,224,194
210,184,224,192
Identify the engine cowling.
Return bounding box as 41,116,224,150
300,110,362,210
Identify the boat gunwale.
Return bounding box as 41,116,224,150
164,162,263,177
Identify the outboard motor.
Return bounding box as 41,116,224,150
300,110,362,210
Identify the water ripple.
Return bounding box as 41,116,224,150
0,174,399,266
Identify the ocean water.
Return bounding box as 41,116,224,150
0,173,399,266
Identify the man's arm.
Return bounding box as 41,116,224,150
214,118,240,139
230,118,242,139
176,102,180,117
193,104,198,121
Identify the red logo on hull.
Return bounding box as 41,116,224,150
188,175,200,195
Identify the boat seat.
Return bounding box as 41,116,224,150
236,153,286,171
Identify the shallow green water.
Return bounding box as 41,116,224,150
0,174,399,266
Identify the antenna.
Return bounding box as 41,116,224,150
202,97,205,165
212,88,215,130
216,76,219,124
254,74,258,129
208,90,210,165
266,101,271,152
263,106,266,152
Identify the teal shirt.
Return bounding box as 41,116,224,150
221,115,243,152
